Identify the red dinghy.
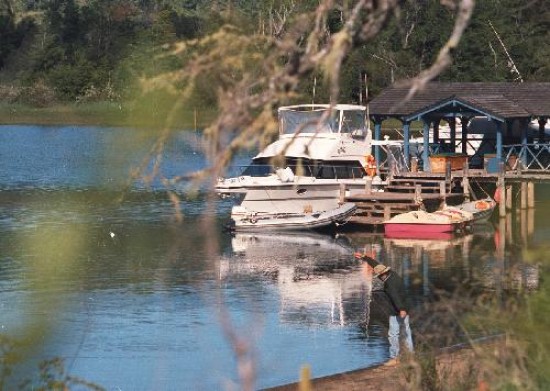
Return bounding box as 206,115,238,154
383,210,466,238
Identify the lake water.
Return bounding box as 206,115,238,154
0,125,547,390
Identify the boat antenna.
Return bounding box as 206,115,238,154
488,20,523,83
312,76,317,108
365,73,371,132
359,73,363,106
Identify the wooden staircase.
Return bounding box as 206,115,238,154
345,175,462,226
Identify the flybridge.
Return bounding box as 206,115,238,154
278,104,368,136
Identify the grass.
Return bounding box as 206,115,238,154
0,101,217,129
1,101,423,134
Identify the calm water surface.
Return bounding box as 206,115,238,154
0,125,547,390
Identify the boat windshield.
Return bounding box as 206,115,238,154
279,108,337,135
341,110,366,134
279,107,366,135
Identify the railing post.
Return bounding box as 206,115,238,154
384,205,391,221
415,184,422,205
365,177,372,194
521,119,528,169
423,121,430,172
374,122,382,176
339,183,346,204
403,122,411,171
463,176,470,202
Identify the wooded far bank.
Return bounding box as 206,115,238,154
1,0,549,111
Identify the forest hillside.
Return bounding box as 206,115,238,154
1,0,549,106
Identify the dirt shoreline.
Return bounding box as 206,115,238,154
263,341,494,391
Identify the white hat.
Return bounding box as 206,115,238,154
373,264,391,277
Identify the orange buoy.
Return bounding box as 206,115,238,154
494,187,501,203
475,200,490,210
364,154,376,177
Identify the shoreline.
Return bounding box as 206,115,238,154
0,102,216,129
263,336,504,391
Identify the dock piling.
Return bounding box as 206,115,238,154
521,182,528,209
528,182,535,208
505,185,513,211
497,174,506,218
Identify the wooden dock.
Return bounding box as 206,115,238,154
343,175,464,226
340,160,550,226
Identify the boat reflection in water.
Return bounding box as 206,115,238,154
378,222,539,294
221,232,373,327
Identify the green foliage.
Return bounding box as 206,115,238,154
0,13,36,69
1,1,550,105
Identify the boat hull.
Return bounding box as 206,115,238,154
454,198,496,223
384,222,459,237
230,203,357,232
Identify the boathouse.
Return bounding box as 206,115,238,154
368,82,550,174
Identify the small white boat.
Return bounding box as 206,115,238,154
229,202,357,232
445,198,496,223
383,210,468,239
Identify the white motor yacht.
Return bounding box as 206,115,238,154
217,103,373,194
216,104,375,230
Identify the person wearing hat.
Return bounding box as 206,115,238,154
356,253,414,366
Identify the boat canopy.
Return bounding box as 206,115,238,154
278,104,367,135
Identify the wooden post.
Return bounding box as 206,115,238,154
527,182,535,208
365,178,372,194
505,184,513,211
521,182,528,209
498,218,506,269
445,161,451,181
498,175,506,218
339,183,346,205
389,156,396,179
415,184,422,205
384,205,391,221
461,117,469,155
463,176,470,201
440,181,446,206
449,117,457,153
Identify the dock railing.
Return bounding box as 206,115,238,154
504,143,550,172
